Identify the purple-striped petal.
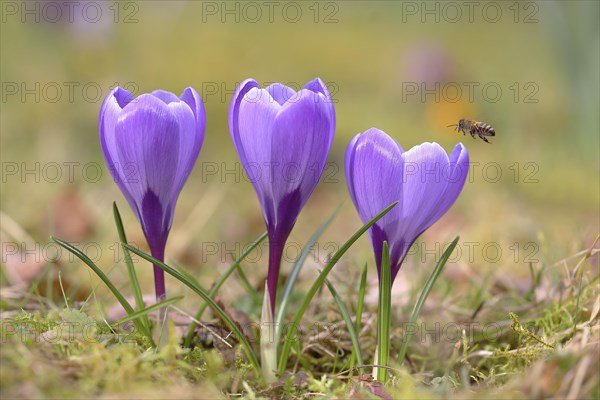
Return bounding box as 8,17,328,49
171,88,205,197
99,87,137,215
113,94,182,228
347,128,404,233
429,143,469,223
303,78,336,138
346,128,405,275
270,90,332,207
266,83,297,106
345,133,361,207
151,90,180,104
229,78,261,169
394,142,450,241
236,87,281,219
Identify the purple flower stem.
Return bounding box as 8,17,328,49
151,245,166,302
267,238,284,316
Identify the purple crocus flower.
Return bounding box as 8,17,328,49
100,87,205,300
229,78,336,314
345,128,469,283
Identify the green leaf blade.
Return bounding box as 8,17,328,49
51,237,154,343
376,241,391,383
277,201,398,373
183,231,267,348
123,243,260,372
275,203,343,342
113,202,150,332
324,277,364,368
397,236,459,364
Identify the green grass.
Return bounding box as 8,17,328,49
1,236,597,399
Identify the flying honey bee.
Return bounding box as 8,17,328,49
447,119,495,143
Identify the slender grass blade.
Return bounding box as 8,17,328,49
277,201,397,373
123,243,260,372
397,236,459,364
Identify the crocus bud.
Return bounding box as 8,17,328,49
100,86,205,299
229,78,336,313
345,128,469,283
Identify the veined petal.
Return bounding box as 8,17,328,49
180,87,207,140
266,83,297,106
177,87,206,192
151,90,180,104
303,77,336,142
100,87,135,173
237,87,281,221
158,88,204,199
270,89,332,209
229,78,260,168
303,77,330,97
345,133,361,206
396,142,450,240
100,87,137,214
395,143,467,278
347,128,404,271
114,94,181,227
429,142,469,223
349,128,404,230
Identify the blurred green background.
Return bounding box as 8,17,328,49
1,1,598,299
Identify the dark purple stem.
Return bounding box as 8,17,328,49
267,238,284,316
151,245,166,301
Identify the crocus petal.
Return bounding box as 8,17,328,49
271,90,332,202
303,78,336,139
266,83,297,106
151,90,181,104
394,143,450,242
345,133,361,207
303,77,330,97
236,87,281,220
113,94,182,223
169,88,204,197
269,89,333,236
229,78,261,169
100,87,137,213
346,128,405,274
348,129,404,232
180,87,207,140
429,143,469,223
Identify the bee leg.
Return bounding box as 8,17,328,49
479,133,490,143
